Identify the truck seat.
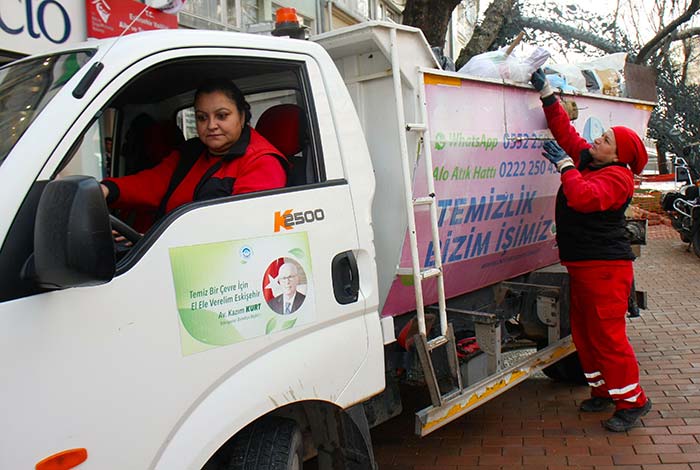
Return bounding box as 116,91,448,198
121,115,185,175
120,118,185,232
255,104,310,186
142,120,185,167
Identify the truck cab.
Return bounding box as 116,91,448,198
0,30,384,470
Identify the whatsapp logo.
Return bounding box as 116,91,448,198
434,132,446,150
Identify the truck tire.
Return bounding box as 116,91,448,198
227,417,303,470
693,230,700,258
542,351,587,385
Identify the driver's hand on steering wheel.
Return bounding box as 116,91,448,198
102,184,144,247
101,184,132,244
112,229,136,247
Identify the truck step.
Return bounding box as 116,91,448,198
413,195,435,206
426,335,449,350
414,324,463,408
415,336,576,436
396,267,442,279
405,122,426,131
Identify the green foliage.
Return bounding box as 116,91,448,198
649,64,700,159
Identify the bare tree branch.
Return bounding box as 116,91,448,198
682,40,691,82
672,26,700,40
518,16,624,54
635,0,700,63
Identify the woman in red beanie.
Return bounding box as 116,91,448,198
531,69,651,432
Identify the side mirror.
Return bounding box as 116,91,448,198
33,176,115,289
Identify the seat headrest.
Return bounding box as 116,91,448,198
256,104,303,157
143,120,185,164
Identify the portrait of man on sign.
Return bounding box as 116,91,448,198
265,259,306,315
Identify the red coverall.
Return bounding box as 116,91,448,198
544,99,647,410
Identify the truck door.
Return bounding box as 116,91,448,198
0,47,379,469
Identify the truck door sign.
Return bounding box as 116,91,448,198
169,233,314,355
274,208,325,232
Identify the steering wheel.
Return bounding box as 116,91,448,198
109,214,143,245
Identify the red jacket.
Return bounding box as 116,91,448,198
543,98,635,264
105,127,286,217
543,99,634,214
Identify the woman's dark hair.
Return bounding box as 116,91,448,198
194,78,252,125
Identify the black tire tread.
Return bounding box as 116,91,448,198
693,230,700,258
227,417,302,470
542,351,587,385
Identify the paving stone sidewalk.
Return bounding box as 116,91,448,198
371,224,700,469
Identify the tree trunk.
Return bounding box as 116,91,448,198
402,0,461,48
455,0,516,68
655,141,670,175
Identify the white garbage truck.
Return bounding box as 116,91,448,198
0,21,653,470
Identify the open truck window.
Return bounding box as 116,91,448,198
0,55,324,302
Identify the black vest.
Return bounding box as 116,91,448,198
555,161,635,262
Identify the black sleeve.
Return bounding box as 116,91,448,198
578,149,593,170
101,180,120,205
541,94,557,107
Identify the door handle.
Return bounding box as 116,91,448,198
331,251,359,304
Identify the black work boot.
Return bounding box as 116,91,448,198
603,398,652,432
579,396,614,412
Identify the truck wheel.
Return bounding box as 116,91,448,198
542,351,587,385
226,417,303,470
693,230,700,258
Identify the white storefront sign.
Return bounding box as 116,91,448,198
0,0,87,56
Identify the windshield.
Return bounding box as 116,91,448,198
0,50,95,166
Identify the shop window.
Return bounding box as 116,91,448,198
183,0,223,22
374,1,401,22
182,0,260,29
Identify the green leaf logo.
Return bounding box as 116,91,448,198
265,317,277,334
288,248,305,259
281,318,297,330
434,132,446,150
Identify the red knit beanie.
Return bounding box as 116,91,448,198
612,126,648,175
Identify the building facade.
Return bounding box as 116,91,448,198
0,0,474,64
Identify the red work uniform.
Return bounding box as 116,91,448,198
104,127,286,228
543,96,647,410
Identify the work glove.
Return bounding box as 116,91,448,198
530,68,554,99
542,141,574,172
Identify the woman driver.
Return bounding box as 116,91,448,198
101,78,286,227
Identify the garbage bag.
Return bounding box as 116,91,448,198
547,74,578,93
458,46,550,84
578,53,627,97
544,63,587,92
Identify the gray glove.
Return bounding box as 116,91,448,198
542,141,574,172
530,68,554,99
